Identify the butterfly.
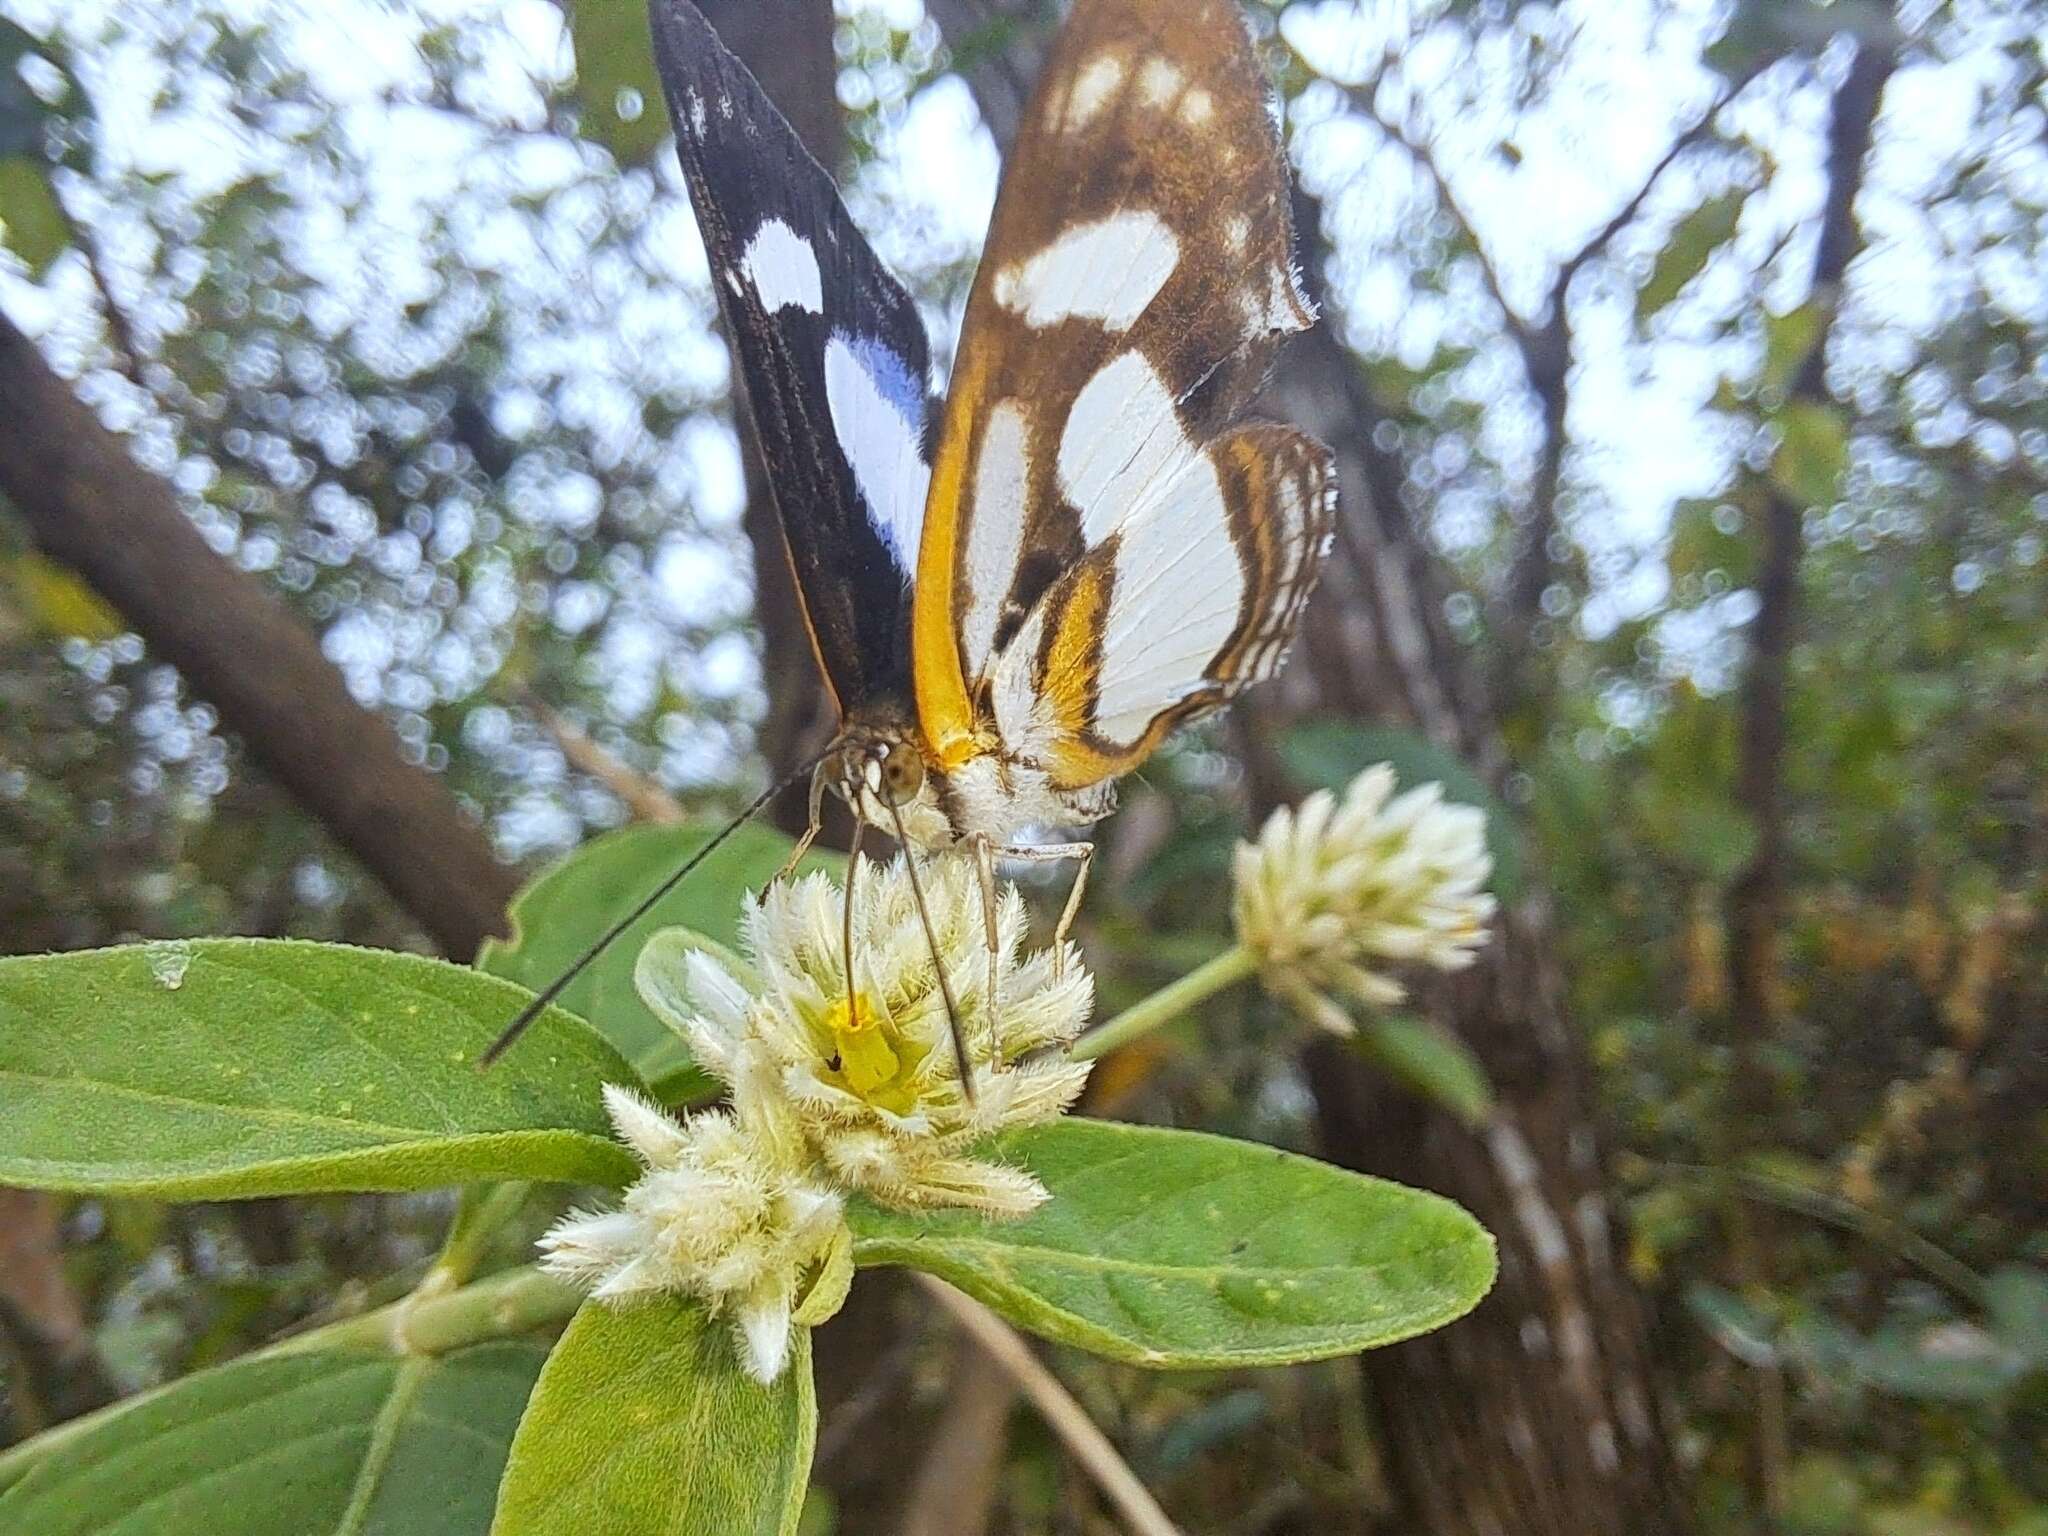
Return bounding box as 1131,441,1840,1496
479,0,1332,1071
651,0,1333,893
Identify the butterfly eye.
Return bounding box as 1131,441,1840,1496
878,739,925,805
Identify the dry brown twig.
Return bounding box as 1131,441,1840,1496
914,1275,1183,1536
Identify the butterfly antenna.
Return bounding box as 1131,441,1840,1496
478,755,821,1069
883,794,976,1107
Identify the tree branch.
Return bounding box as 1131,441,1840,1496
914,1275,1183,1536
0,1191,114,1443
1725,40,1896,1089
0,308,519,959
1498,59,1773,669
1549,58,1771,309
1344,83,1528,343
1332,54,1772,696
525,693,686,827
894,1331,1016,1536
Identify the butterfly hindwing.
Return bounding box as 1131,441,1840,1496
989,423,1334,787
912,0,1328,777
649,0,932,716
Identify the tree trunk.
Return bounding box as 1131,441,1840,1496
1725,40,1896,1135
928,6,1695,1528
0,313,518,960
1718,41,1896,1527
1264,184,1696,1536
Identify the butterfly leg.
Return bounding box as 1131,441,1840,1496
990,840,1095,981
775,759,831,883
969,834,1004,1062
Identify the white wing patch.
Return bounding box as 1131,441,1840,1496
960,400,1031,681
742,219,822,314
1092,454,1241,746
1061,54,1125,133
991,602,1053,758
1137,57,1184,108
824,331,929,571
1057,351,1200,547
992,212,1179,333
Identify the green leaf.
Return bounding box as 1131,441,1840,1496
0,1343,545,1535
1985,1265,2048,1367
1769,400,1848,507
1632,785,1759,882
1355,1016,1494,1128
490,1300,813,1536
8,550,126,640
1280,721,1524,901
850,1120,1496,1367
1636,190,1746,325
1665,497,1754,586
1851,1322,2024,1404
0,155,70,276
0,23,61,160
1761,302,1822,396
480,822,832,1091
569,0,667,165
0,939,639,1198
1685,1282,1780,1367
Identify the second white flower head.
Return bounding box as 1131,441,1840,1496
1233,764,1496,1032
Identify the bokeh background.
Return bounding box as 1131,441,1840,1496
1,0,2042,1532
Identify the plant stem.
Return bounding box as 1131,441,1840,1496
1070,944,1258,1062
274,1263,581,1357
1649,1160,1989,1309
429,1181,533,1289
0,1266,580,1490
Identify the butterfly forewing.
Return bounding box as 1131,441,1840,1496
649,0,933,717
912,0,1331,781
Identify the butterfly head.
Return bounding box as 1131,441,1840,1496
832,722,952,849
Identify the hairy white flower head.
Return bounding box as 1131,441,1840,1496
1232,764,1496,1033
539,1085,848,1383
638,853,1093,1217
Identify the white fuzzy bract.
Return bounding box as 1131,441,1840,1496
639,853,1094,1217
1232,764,1496,1033
538,1086,845,1383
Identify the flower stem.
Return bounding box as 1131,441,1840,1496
1070,943,1258,1062
429,1181,533,1289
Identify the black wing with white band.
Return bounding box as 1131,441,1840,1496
648,0,934,715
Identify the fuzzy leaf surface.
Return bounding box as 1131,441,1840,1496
0,1343,545,1536
850,1119,1496,1366
0,939,638,1197
489,1299,813,1536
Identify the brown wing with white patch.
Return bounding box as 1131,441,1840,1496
987,424,1334,788
911,0,1328,781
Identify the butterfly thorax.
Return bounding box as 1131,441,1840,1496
835,709,1114,852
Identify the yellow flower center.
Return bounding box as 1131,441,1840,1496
820,994,927,1115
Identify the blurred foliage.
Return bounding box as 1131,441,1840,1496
0,0,2042,1530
